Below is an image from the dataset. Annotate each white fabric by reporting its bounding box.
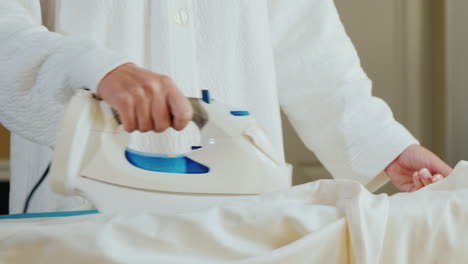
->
[2,161,468,264]
[0,0,417,213]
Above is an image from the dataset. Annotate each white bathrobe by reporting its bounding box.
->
[0,0,417,213]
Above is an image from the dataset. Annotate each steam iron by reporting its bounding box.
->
[49,89,292,214]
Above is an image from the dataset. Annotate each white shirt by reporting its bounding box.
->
[0,0,417,213]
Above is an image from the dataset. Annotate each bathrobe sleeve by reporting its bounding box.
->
[0,0,130,147]
[268,0,418,191]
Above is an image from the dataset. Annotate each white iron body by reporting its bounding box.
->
[50,90,292,214]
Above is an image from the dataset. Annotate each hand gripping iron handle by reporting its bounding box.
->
[105,96,208,130]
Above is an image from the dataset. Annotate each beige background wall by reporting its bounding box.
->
[445,0,468,166]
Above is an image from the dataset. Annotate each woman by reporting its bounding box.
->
[0,0,451,213]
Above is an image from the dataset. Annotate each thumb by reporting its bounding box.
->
[428,155,452,177]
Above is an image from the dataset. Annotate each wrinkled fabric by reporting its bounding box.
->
[2,161,468,264]
[0,0,417,213]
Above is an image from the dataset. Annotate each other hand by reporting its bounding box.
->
[385,144,452,192]
[97,63,193,133]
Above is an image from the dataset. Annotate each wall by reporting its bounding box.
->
[445,0,468,165]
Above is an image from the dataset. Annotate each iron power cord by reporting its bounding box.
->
[23,163,51,213]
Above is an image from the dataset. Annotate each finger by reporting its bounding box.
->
[167,88,193,131]
[152,97,171,133]
[134,88,153,132]
[432,174,443,183]
[436,163,452,178]
[419,168,432,186]
[151,80,171,133]
[427,152,453,177]
[401,182,415,193]
[412,172,423,191]
[115,95,136,132]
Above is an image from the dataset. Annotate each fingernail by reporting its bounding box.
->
[433,174,443,182]
[420,168,430,179]
[413,172,419,178]
[420,168,429,174]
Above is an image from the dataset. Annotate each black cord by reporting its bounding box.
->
[23,163,51,213]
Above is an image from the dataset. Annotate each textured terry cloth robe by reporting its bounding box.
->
[0,0,417,213]
[2,161,468,264]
